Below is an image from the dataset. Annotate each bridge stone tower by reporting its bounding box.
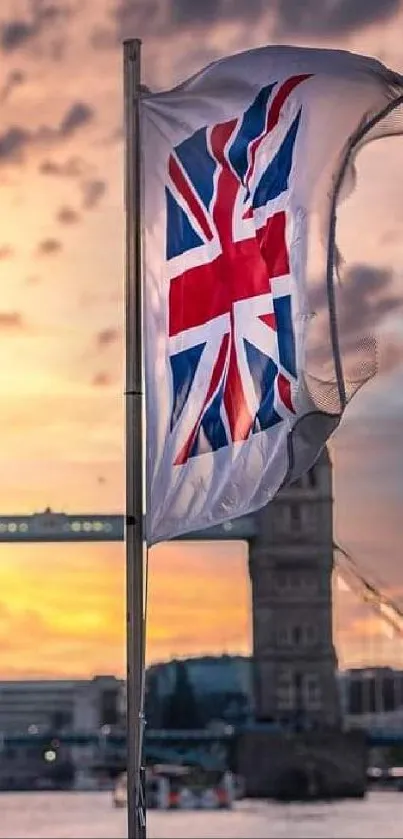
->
[248,447,340,727]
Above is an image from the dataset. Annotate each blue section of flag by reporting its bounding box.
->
[170,343,205,429]
[252,110,301,208]
[244,340,282,431]
[175,127,216,211]
[166,187,204,259]
[273,295,297,378]
[229,84,276,182]
[190,385,228,458]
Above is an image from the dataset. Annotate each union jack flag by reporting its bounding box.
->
[165,74,311,465]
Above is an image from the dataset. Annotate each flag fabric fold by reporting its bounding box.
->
[140,45,403,544]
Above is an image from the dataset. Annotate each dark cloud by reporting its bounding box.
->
[1,3,71,55]
[273,0,401,37]
[39,156,88,177]
[0,127,31,163]
[56,205,80,224]
[107,0,400,44]
[171,0,265,26]
[309,264,403,370]
[92,372,113,386]
[81,178,107,209]
[59,102,94,137]
[114,0,160,40]
[101,0,262,47]
[172,0,221,24]
[0,245,15,260]
[0,69,25,103]
[0,312,24,330]
[0,105,94,169]
[97,328,119,347]
[1,20,35,52]
[310,264,401,336]
[37,238,62,255]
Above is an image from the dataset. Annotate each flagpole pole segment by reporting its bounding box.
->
[123,37,147,839]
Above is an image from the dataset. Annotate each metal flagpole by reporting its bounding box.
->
[123,38,147,839]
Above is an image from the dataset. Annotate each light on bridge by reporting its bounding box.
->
[0,511,124,542]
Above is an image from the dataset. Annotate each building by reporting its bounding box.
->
[249,447,340,727]
[339,667,403,730]
[237,450,367,798]
[0,675,123,735]
[144,655,252,728]
[0,676,124,790]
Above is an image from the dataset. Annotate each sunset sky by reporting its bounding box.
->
[1,0,403,679]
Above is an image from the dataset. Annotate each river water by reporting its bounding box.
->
[0,791,402,838]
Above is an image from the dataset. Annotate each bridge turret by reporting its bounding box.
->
[249,448,340,727]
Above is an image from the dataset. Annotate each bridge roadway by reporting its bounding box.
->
[1,726,402,751]
[0,510,257,542]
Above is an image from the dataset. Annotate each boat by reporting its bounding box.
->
[112,765,236,809]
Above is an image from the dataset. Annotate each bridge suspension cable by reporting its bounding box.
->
[334,541,403,639]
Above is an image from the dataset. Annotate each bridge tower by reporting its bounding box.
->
[249,447,340,727]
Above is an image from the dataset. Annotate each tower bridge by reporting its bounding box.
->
[0,507,256,543]
[1,451,402,797]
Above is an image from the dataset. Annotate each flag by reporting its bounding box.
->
[140,46,403,544]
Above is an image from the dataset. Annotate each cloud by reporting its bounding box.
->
[0,312,24,330]
[56,205,80,224]
[309,264,402,363]
[0,105,95,169]
[171,0,265,27]
[113,0,161,40]
[59,102,94,137]
[102,0,267,47]
[0,245,15,260]
[37,238,62,255]
[1,3,71,55]
[92,372,113,387]
[272,0,401,38]
[97,328,119,347]
[1,20,36,52]
[39,156,88,177]
[0,69,25,103]
[0,127,30,163]
[81,178,107,209]
[109,0,400,43]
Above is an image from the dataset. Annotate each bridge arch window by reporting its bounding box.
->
[307,469,317,488]
[292,625,302,645]
[303,674,321,709]
[289,504,302,530]
[276,669,295,710]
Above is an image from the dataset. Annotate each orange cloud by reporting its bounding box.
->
[36,238,63,256]
[92,371,113,387]
[0,244,14,259]
[0,540,250,678]
[97,328,119,347]
[56,205,80,225]
[0,311,24,329]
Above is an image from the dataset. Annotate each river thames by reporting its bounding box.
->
[0,791,402,838]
